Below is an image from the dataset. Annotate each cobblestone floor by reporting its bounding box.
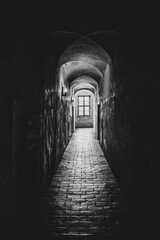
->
[39,128,129,239]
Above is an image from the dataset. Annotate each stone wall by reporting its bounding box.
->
[101,34,159,235]
[0,31,73,239]
[9,34,45,239]
[41,49,70,191]
[0,32,71,239]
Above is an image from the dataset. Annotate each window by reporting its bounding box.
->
[78,95,90,116]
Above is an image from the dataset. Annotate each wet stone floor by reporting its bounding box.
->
[39,128,128,240]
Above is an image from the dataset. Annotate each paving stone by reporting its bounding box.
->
[39,128,128,239]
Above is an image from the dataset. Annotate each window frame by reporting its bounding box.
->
[78,95,90,116]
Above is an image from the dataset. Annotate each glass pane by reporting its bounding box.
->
[78,97,83,105]
[79,107,83,115]
[85,106,89,115]
[85,96,89,105]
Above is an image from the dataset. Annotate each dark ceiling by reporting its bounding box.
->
[2,0,159,35]
[1,0,160,64]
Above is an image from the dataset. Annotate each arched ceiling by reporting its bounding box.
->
[58,36,111,66]
[73,83,95,95]
[70,76,98,88]
[70,76,98,96]
[86,30,120,59]
[59,36,111,86]
[62,61,104,84]
[47,31,81,61]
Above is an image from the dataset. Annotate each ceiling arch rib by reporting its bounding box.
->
[74,88,94,94]
[58,36,112,68]
[62,61,103,85]
[70,76,98,88]
[70,76,99,99]
[72,83,95,95]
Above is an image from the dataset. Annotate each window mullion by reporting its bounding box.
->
[83,96,85,116]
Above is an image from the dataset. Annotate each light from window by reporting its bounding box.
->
[78,95,90,116]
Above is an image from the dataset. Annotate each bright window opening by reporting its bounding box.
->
[78,96,90,116]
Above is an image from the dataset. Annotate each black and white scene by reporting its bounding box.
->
[0,1,159,240]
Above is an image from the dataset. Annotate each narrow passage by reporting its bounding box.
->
[39,128,128,239]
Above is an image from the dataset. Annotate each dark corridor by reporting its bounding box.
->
[0,1,160,240]
[39,128,128,239]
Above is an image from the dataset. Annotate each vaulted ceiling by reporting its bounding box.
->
[59,36,111,90]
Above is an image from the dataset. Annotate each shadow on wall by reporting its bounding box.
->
[100,33,159,238]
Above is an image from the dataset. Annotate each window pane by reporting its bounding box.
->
[85,106,89,115]
[85,96,89,105]
[79,107,83,115]
[78,97,83,105]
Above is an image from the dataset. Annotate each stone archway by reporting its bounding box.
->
[57,35,112,139]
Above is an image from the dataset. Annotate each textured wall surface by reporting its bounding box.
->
[41,51,70,191]
[100,36,159,234]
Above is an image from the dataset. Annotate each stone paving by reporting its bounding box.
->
[39,128,128,239]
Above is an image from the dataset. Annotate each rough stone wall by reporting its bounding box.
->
[41,50,70,190]
[0,32,71,238]
[101,34,159,235]
[9,34,45,239]
[0,32,72,239]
